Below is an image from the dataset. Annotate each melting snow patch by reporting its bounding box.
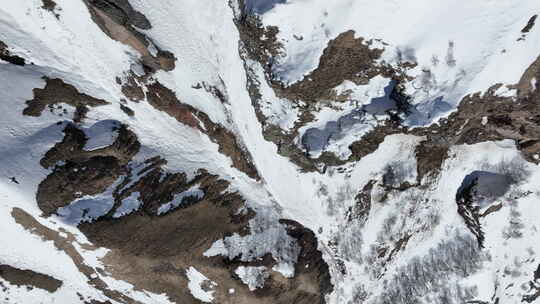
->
[186,267,216,303]
[235,266,269,291]
[157,184,204,215]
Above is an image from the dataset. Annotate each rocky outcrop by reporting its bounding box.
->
[84,0,175,73]
[118,75,261,180]
[23,78,108,122]
[0,41,25,66]
[37,123,140,216]
[0,264,62,293]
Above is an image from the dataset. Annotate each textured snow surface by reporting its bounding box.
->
[1,1,540,303]
[260,0,540,124]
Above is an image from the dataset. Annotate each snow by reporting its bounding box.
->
[298,76,397,159]
[203,239,228,257]
[82,120,119,151]
[56,177,124,225]
[157,184,204,215]
[186,267,217,303]
[2,1,540,303]
[246,59,299,131]
[259,0,540,125]
[113,191,142,218]
[204,208,300,278]
[234,266,269,291]
[272,262,295,278]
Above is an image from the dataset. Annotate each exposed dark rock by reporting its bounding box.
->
[37,123,140,216]
[23,78,108,122]
[41,0,60,18]
[0,264,62,292]
[87,0,151,29]
[145,80,260,180]
[386,233,412,262]
[455,171,512,248]
[11,207,137,303]
[523,263,540,303]
[521,15,538,33]
[415,139,449,182]
[77,179,331,304]
[119,103,134,116]
[276,30,385,102]
[455,173,485,248]
[0,41,26,66]
[84,0,176,73]
[117,74,145,102]
[236,11,410,171]
[237,1,540,179]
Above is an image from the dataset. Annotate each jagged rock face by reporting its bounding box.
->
[2,1,540,304]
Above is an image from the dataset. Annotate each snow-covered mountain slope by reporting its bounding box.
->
[1,1,540,304]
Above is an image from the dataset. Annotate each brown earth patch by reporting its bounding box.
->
[84,0,175,73]
[236,0,540,179]
[79,192,331,304]
[346,55,540,183]
[144,80,261,180]
[37,123,140,216]
[236,8,412,172]
[275,30,385,102]
[116,74,145,102]
[514,54,540,98]
[11,207,139,303]
[23,78,108,122]
[0,264,62,292]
